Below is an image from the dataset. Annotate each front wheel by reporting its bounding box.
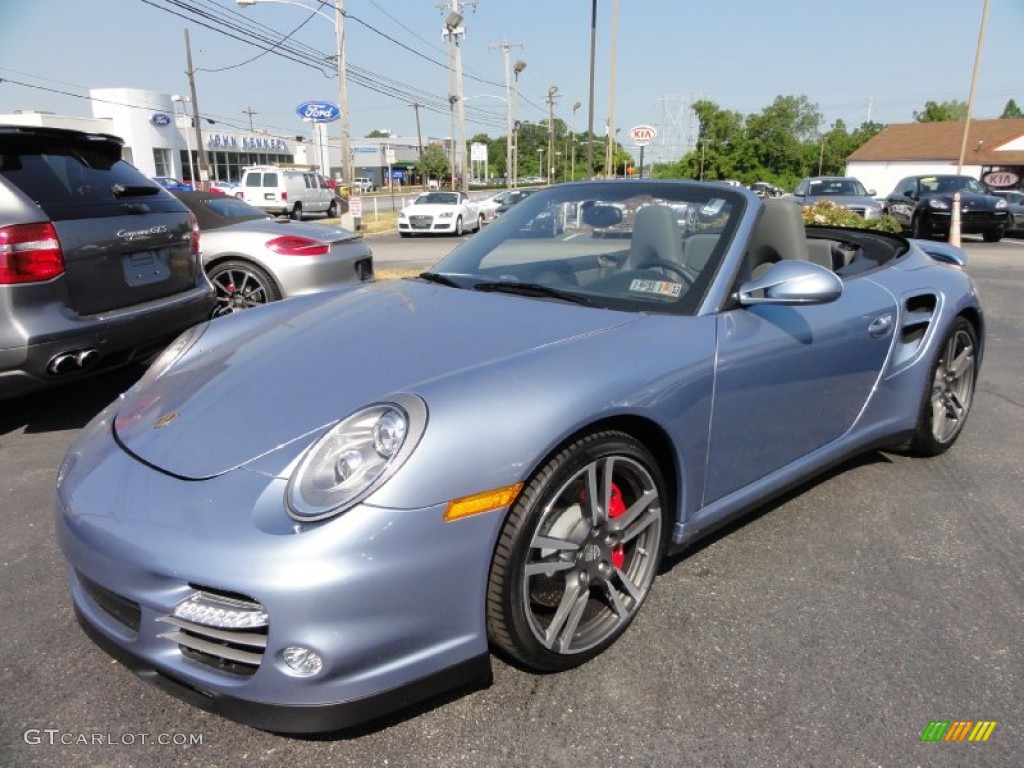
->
[487,431,667,672]
[908,317,978,455]
[982,227,1003,243]
[477,214,485,232]
[453,216,463,236]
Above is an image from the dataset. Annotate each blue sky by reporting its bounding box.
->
[2,0,1022,161]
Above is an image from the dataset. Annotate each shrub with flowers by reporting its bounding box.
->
[801,199,902,233]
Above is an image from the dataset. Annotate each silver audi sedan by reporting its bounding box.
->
[173,191,373,315]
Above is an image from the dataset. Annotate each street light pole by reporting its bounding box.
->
[171,95,195,186]
[538,148,544,181]
[571,101,581,181]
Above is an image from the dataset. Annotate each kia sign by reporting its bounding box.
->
[983,170,1019,188]
[629,124,657,147]
[296,101,342,122]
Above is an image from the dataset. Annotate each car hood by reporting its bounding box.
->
[112,281,637,479]
[402,204,463,215]
[213,218,361,243]
[923,191,1000,208]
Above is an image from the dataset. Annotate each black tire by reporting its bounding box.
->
[908,317,978,456]
[982,227,1003,243]
[911,213,929,239]
[327,199,339,218]
[487,431,667,672]
[207,260,282,317]
[454,216,463,236]
[290,203,303,221]
[477,214,485,232]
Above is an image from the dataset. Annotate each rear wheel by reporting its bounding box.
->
[982,227,1004,243]
[487,431,667,672]
[327,199,339,218]
[290,203,303,221]
[908,317,978,455]
[208,260,281,316]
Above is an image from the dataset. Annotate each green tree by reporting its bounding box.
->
[415,144,449,183]
[1000,99,1023,119]
[746,95,822,179]
[365,129,392,138]
[913,100,968,122]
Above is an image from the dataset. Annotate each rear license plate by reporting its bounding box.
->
[122,249,170,287]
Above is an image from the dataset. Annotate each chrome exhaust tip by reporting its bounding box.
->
[76,348,99,369]
[48,353,79,375]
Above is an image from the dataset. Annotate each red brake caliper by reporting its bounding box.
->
[608,484,626,570]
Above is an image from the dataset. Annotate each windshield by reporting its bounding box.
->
[425,181,745,315]
[922,176,984,194]
[415,192,460,205]
[808,178,869,197]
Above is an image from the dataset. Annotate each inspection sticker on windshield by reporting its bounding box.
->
[629,278,683,297]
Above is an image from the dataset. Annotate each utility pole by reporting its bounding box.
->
[183,28,210,188]
[546,86,559,185]
[334,0,353,186]
[440,0,475,193]
[409,103,424,182]
[490,39,522,189]
[513,59,526,188]
[242,106,258,133]
[606,0,619,178]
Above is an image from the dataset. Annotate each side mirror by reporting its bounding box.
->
[737,260,843,306]
[867,189,876,196]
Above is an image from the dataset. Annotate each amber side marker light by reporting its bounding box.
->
[444,484,523,522]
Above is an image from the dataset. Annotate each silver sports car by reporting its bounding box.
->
[172,191,373,315]
[57,181,983,733]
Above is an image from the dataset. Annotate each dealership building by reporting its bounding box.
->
[846,118,1024,196]
[1,87,426,187]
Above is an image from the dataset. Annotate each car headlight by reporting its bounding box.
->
[928,198,950,210]
[398,210,408,219]
[438,211,453,218]
[994,199,1008,209]
[133,321,209,390]
[286,394,427,521]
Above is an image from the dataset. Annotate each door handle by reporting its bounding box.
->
[868,313,893,338]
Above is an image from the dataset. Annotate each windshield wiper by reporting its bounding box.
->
[472,281,593,306]
[418,272,463,288]
[112,183,161,198]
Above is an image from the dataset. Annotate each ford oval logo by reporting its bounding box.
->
[296,101,342,122]
[151,112,172,127]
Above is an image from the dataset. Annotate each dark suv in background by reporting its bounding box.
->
[0,125,214,399]
[884,174,1009,242]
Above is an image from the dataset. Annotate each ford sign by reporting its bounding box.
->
[151,112,172,127]
[296,101,342,122]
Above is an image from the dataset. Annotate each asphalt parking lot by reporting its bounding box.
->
[1,238,1021,767]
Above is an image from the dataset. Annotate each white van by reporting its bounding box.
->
[239,166,339,220]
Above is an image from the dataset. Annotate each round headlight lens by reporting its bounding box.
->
[994,198,1008,209]
[287,395,427,521]
[928,198,950,210]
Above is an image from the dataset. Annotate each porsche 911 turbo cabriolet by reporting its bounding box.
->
[56,181,983,733]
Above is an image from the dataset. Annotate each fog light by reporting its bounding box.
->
[172,591,268,629]
[282,646,323,676]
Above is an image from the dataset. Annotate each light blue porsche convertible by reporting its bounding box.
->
[56,181,983,733]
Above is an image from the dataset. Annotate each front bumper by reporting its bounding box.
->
[926,210,1008,234]
[56,409,505,732]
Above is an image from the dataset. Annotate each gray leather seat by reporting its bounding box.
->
[745,199,809,278]
[627,205,684,270]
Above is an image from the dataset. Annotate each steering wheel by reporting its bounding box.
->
[636,259,695,286]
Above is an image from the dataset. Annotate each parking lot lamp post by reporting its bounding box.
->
[171,95,195,186]
[236,0,352,186]
[571,101,581,181]
[537,148,544,181]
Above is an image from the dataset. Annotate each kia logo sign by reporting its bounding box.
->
[151,112,172,127]
[296,101,342,122]
[983,171,1019,188]
[629,124,657,146]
